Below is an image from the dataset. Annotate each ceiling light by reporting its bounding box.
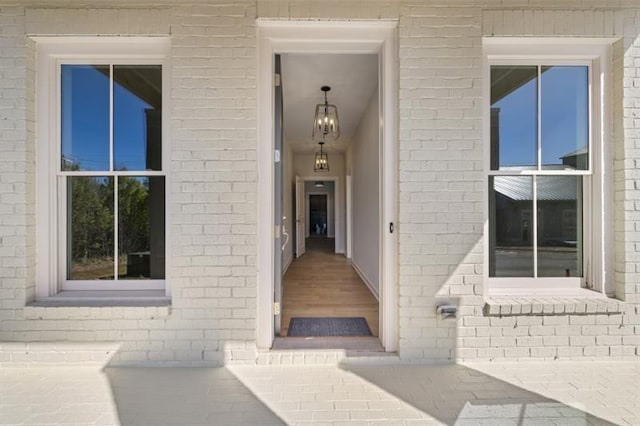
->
[314,181,324,188]
[313,140,329,172]
[312,86,340,142]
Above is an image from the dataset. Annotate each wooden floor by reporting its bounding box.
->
[280,237,379,337]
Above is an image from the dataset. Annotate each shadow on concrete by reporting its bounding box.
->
[105,367,285,426]
[340,363,616,425]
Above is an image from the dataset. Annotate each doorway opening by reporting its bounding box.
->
[257,21,398,352]
[309,194,328,238]
[276,51,381,347]
[292,177,338,260]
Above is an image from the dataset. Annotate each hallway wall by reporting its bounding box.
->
[351,87,380,297]
[283,142,294,271]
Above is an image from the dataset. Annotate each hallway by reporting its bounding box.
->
[280,238,379,337]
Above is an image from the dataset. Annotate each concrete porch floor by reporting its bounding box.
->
[1,361,638,425]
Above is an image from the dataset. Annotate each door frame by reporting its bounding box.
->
[256,20,398,352]
[346,175,352,259]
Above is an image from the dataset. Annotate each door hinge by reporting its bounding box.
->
[274,149,281,163]
[273,302,281,315]
[274,73,281,87]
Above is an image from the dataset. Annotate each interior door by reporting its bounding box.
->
[295,176,306,257]
[274,55,284,336]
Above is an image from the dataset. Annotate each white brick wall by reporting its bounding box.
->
[0,6,33,342]
[396,3,484,361]
[0,0,639,364]
[1,3,259,365]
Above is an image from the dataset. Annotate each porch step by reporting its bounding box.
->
[256,337,399,365]
[272,336,384,351]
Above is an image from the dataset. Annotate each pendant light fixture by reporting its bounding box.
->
[312,86,340,142]
[313,140,329,172]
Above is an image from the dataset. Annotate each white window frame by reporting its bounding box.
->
[483,38,615,295]
[35,37,171,298]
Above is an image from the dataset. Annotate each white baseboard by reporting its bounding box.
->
[351,261,379,301]
[282,254,293,275]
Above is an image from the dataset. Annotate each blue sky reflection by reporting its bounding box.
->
[491,65,589,170]
[61,65,161,172]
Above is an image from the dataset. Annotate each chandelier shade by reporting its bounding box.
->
[313,142,329,172]
[312,86,340,142]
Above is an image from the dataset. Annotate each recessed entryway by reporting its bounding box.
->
[275,51,381,344]
[281,236,379,337]
[257,21,398,352]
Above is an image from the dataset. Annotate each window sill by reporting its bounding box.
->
[25,291,171,320]
[484,288,623,316]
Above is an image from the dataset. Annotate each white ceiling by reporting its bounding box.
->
[281,53,378,154]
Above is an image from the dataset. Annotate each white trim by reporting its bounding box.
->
[113,173,119,282]
[57,170,167,176]
[352,261,379,301]
[599,45,615,296]
[63,280,166,291]
[487,170,593,176]
[379,24,398,353]
[35,37,171,298]
[346,175,352,259]
[486,286,611,298]
[256,21,398,352]
[483,37,614,293]
[256,31,275,349]
[33,36,170,55]
[42,290,169,301]
[489,277,582,290]
[483,37,617,57]
[282,255,293,276]
[532,177,538,277]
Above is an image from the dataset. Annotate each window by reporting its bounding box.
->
[484,39,614,292]
[36,39,169,297]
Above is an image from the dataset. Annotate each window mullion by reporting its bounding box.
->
[537,65,542,172]
[110,65,119,281]
[114,176,119,281]
[534,65,542,278]
[109,64,114,172]
[533,176,538,278]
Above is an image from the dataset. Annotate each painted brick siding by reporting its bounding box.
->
[0,6,33,338]
[169,4,258,364]
[619,25,640,305]
[397,5,484,361]
[1,4,259,365]
[0,0,639,364]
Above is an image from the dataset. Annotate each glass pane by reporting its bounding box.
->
[114,65,162,171]
[490,66,538,170]
[537,176,583,277]
[489,176,534,277]
[541,66,589,170]
[118,176,165,279]
[61,65,110,171]
[67,176,114,280]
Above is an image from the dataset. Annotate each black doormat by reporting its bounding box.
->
[287,317,372,337]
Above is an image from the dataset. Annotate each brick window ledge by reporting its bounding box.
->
[484,288,623,317]
[25,291,171,320]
